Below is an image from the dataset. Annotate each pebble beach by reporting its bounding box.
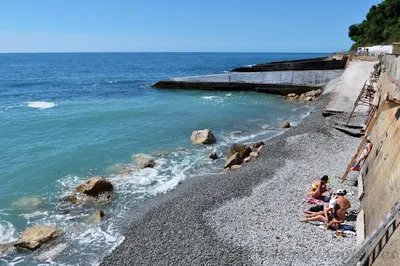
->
[102,96,364,266]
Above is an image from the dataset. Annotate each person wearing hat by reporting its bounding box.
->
[327,189,351,230]
[300,197,339,224]
[308,175,330,199]
[351,137,373,171]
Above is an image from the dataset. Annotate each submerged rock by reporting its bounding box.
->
[282,121,291,128]
[36,243,68,261]
[15,225,62,251]
[90,210,105,224]
[209,153,218,160]
[76,176,113,197]
[224,152,243,169]
[132,154,156,169]
[231,130,243,135]
[13,197,42,209]
[0,243,16,256]
[190,129,216,144]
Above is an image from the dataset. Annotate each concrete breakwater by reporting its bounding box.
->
[152,69,344,95]
[231,55,348,72]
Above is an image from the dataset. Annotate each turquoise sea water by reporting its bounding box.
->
[0,52,326,265]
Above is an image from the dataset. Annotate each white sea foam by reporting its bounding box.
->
[27,101,56,109]
[201,96,218,100]
[0,220,17,243]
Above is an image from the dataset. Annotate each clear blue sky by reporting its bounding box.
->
[0,0,382,53]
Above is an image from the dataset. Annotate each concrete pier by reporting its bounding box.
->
[152,70,344,95]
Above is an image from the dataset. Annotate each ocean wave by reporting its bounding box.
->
[201,96,219,100]
[27,101,56,109]
[0,220,17,244]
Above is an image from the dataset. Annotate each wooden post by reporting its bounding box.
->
[347,81,367,125]
[341,100,388,183]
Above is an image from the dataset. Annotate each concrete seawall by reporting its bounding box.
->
[232,56,348,72]
[152,70,344,95]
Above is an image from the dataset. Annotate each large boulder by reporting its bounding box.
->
[132,154,156,169]
[14,225,62,251]
[224,152,243,169]
[76,176,113,197]
[304,89,322,97]
[226,143,252,160]
[190,129,216,144]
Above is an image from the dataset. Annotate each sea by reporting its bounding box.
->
[0,52,327,265]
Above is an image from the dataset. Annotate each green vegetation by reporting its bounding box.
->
[348,0,400,49]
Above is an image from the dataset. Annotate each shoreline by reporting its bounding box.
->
[101,96,363,265]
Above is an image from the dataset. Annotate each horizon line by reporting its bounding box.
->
[0,51,334,54]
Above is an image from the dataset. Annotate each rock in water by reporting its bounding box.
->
[15,225,62,251]
[13,197,42,209]
[224,152,243,169]
[282,121,291,128]
[190,129,216,144]
[231,130,243,135]
[76,176,113,197]
[36,243,68,261]
[0,243,16,256]
[132,154,156,169]
[209,153,218,160]
[226,143,252,160]
[91,210,105,224]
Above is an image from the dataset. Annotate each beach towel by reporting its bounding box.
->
[305,194,323,205]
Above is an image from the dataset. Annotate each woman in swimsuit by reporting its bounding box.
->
[308,175,330,199]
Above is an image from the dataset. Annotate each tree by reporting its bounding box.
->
[348,0,400,49]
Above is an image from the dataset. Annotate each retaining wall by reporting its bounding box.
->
[356,54,400,265]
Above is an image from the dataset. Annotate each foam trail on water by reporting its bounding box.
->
[0,220,17,243]
[27,101,56,109]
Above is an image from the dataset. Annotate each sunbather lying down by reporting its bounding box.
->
[301,189,351,230]
[308,175,330,199]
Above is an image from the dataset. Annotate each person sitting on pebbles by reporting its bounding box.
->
[301,189,351,230]
[308,175,330,199]
[351,136,373,171]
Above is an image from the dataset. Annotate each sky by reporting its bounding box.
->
[0,0,382,53]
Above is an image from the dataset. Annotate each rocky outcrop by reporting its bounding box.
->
[226,144,252,160]
[282,121,291,128]
[285,89,322,102]
[224,152,243,169]
[14,225,62,251]
[209,153,218,160]
[190,130,216,144]
[76,176,113,197]
[132,154,156,169]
